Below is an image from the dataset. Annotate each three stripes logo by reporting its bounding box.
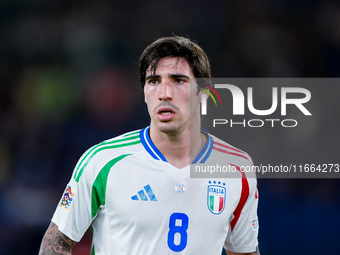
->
[198,83,222,115]
[131,184,157,202]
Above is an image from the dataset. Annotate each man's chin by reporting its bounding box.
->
[154,122,180,134]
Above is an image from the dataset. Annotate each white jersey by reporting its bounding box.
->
[52,126,259,255]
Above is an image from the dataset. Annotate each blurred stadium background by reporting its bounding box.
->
[0,0,340,254]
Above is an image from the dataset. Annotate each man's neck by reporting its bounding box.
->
[149,123,208,169]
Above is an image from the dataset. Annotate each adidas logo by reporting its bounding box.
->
[131,184,157,202]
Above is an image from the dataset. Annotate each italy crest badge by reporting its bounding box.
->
[207,181,226,215]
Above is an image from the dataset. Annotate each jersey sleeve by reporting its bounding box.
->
[51,151,96,242]
[224,171,259,253]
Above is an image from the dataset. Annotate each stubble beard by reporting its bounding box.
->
[152,118,185,135]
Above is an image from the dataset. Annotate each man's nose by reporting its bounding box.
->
[158,80,173,100]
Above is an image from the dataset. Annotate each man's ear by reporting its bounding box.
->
[197,87,209,104]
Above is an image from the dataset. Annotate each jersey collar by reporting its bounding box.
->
[139,126,213,164]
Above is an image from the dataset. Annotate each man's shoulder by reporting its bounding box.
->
[209,134,249,155]
[83,128,144,166]
[95,128,144,155]
[102,129,141,143]
[72,128,145,182]
[209,133,254,166]
[208,133,257,180]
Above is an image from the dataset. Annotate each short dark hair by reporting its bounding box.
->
[139,36,211,89]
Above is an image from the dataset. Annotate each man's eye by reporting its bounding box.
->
[174,79,184,84]
[148,79,159,85]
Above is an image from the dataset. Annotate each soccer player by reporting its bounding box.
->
[39,36,259,255]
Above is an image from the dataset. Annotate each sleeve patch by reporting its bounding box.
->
[251,218,259,231]
[60,185,76,211]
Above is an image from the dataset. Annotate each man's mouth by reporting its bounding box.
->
[157,107,175,114]
[160,111,172,115]
[157,107,175,121]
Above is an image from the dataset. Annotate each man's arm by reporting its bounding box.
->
[39,222,76,255]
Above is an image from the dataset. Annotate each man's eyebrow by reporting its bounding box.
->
[168,74,191,80]
[145,74,160,81]
[145,74,191,81]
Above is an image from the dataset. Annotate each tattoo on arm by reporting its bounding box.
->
[39,222,76,255]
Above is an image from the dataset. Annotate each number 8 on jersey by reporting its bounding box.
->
[167,213,189,252]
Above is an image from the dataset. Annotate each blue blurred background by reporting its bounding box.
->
[0,0,340,254]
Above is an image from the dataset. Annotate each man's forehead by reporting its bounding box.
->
[146,57,191,75]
